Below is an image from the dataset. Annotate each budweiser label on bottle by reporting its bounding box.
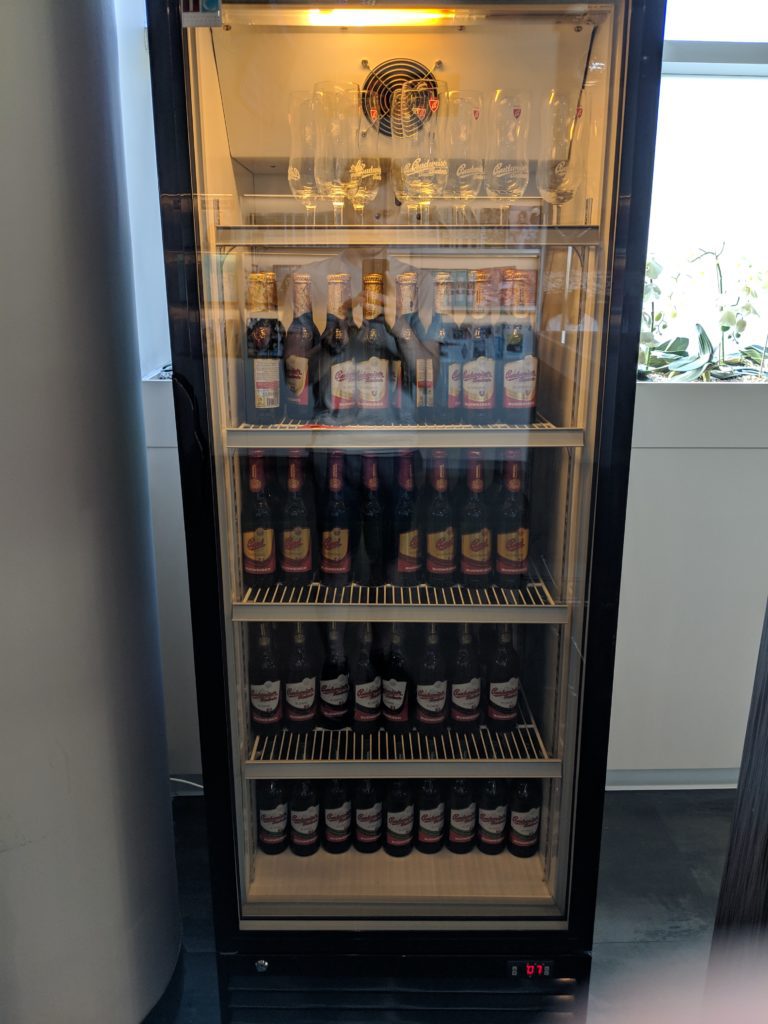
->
[242,451,276,583]
[382,623,411,731]
[323,780,352,853]
[486,624,520,728]
[508,779,542,857]
[320,451,351,582]
[500,268,538,414]
[354,779,383,852]
[478,804,507,850]
[425,450,456,585]
[451,625,483,730]
[447,779,476,852]
[416,779,445,853]
[284,272,316,416]
[385,780,414,855]
[355,273,392,415]
[257,780,288,854]
[290,780,320,855]
[328,274,356,412]
[462,269,496,420]
[280,450,313,579]
[319,622,350,727]
[416,623,448,731]
[510,806,540,847]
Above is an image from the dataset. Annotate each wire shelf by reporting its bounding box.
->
[233,576,567,624]
[225,417,583,451]
[244,692,558,780]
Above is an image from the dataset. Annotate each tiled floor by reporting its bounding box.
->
[144,789,735,1023]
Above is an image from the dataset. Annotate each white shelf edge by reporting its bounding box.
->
[242,758,562,781]
[225,424,585,451]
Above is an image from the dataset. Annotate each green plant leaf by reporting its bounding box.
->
[695,324,715,359]
[646,257,663,279]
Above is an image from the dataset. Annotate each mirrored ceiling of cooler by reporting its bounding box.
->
[214,3,616,221]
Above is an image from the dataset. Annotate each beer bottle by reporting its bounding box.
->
[508,779,542,858]
[244,270,286,424]
[415,624,448,734]
[382,623,411,733]
[416,778,445,854]
[461,269,496,424]
[477,779,507,855]
[360,453,385,585]
[384,779,414,857]
[459,450,492,588]
[485,624,520,731]
[393,272,433,424]
[289,779,320,856]
[284,622,317,733]
[354,272,394,424]
[447,778,476,853]
[257,780,288,855]
[319,622,350,728]
[498,268,538,425]
[279,449,314,585]
[495,449,530,589]
[320,451,351,586]
[390,450,422,585]
[351,622,381,734]
[284,272,318,421]
[248,623,282,735]
[353,778,383,853]
[425,449,456,588]
[450,624,483,732]
[428,271,464,424]
[316,273,356,422]
[241,450,277,591]
[322,779,352,854]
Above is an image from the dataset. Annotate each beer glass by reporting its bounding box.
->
[347,88,382,224]
[484,90,530,223]
[287,91,318,226]
[391,78,448,225]
[313,81,360,226]
[536,88,586,208]
[444,90,485,224]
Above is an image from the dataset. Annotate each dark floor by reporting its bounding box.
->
[144,789,735,1024]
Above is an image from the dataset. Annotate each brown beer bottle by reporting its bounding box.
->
[289,780,320,856]
[381,623,411,734]
[279,449,314,585]
[351,622,382,734]
[450,624,483,732]
[354,272,394,424]
[241,450,277,592]
[353,779,383,853]
[284,272,318,421]
[459,450,492,588]
[244,270,286,424]
[320,451,351,587]
[390,450,422,585]
[284,622,317,733]
[322,779,352,854]
[318,622,350,729]
[316,273,356,422]
[462,269,496,424]
[384,779,414,857]
[415,778,445,854]
[495,449,530,589]
[447,778,476,853]
[477,779,507,855]
[485,624,520,731]
[248,623,282,735]
[257,780,288,855]
[424,449,456,587]
[508,778,542,858]
[360,453,385,585]
[415,624,448,734]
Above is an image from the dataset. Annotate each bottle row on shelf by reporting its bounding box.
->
[241,447,530,592]
[244,267,537,426]
[250,620,522,736]
[257,777,542,859]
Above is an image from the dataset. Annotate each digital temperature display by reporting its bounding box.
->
[507,960,554,980]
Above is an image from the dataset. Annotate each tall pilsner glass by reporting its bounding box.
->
[444,90,485,225]
[394,79,448,225]
[287,91,318,225]
[313,81,360,227]
[485,90,530,224]
[536,89,586,209]
[347,88,382,224]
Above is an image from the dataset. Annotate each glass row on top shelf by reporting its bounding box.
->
[242,262,537,428]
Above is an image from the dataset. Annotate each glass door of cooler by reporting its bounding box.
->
[182,0,626,930]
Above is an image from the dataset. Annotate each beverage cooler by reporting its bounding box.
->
[146,1,664,1020]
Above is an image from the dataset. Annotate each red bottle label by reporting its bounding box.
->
[243,528,276,577]
[496,528,529,576]
[321,528,351,575]
[426,528,455,575]
[281,527,312,574]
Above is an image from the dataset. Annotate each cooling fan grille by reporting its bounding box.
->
[361,58,439,138]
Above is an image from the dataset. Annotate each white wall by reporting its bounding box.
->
[607,384,768,787]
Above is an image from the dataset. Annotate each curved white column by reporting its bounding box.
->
[0,2,181,1021]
